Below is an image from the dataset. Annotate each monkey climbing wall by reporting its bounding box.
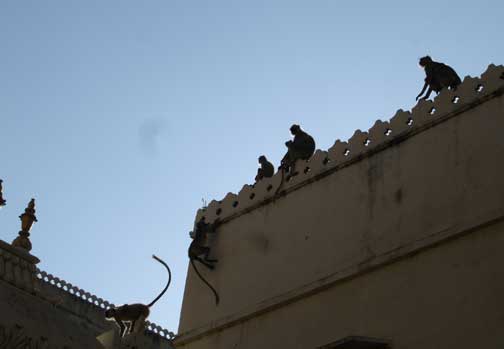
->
[176,64,504,349]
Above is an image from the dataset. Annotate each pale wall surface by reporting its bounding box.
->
[175,65,504,348]
[179,218,504,349]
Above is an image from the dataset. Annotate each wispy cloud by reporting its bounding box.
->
[138,118,168,156]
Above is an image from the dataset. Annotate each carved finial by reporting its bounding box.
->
[12,198,38,252]
[0,180,6,207]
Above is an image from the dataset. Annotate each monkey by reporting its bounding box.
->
[255,155,274,182]
[279,124,315,176]
[0,179,5,206]
[188,217,220,305]
[416,56,461,101]
[104,255,171,337]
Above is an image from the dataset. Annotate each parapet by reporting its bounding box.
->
[195,64,504,226]
[35,269,175,341]
[0,239,174,348]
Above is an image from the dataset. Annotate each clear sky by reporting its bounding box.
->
[1,0,502,332]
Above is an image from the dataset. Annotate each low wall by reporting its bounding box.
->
[0,239,174,348]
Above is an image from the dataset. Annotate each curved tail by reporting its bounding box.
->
[190,259,220,305]
[148,255,172,308]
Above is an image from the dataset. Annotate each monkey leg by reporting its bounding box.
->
[422,87,433,100]
[203,249,218,263]
[279,151,291,170]
[195,257,215,270]
[118,321,127,337]
[132,315,147,334]
[284,150,301,176]
[255,169,263,182]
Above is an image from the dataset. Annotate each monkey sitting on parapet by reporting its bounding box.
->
[255,155,274,182]
[416,56,461,101]
[105,255,171,337]
[279,124,315,176]
[0,179,6,206]
[188,217,220,305]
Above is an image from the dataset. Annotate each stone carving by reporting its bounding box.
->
[0,240,39,292]
[37,269,115,310]
[12,199,38,252]
[196,64,504,225]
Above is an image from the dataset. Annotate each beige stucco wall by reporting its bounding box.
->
[0,278,107,348]
[176,65,504,348]
[178,218,504,348]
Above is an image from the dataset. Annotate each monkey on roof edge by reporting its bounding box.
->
[255,155,274,182]
[280,124,315,175]
[416,55,461,101]
[104,255,171,337]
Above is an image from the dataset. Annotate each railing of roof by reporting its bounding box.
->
[36,269,176,340]
[195,64,504,225]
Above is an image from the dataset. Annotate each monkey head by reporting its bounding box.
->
[104,308,117,318]
[258,155,267,164]
[290,124,301,135]
[419,56,432,68]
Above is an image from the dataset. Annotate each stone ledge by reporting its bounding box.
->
[0,240,40,264]
[0,239,39,293]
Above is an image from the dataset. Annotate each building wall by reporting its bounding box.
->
[0,240,174,349]
[175,64,504,348]
[178,219,504,349]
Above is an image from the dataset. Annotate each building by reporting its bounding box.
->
[174,64,504,348]
[0,200,174,349]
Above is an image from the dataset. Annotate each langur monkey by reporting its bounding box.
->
[275,124,316,195]
[255,155,274,182]
[189,217,220,305]
[104,255,171,337]
[279,124,316,175]
[416,56,461,101]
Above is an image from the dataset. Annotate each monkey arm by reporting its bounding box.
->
[256,166,266,181]
[416,82,428,101]
[422,87,433,100]
[115,317,126,337]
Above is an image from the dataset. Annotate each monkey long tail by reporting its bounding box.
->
[190,259,220,305]
[147,255,172,308]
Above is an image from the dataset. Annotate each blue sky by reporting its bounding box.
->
[1,0,502,332]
